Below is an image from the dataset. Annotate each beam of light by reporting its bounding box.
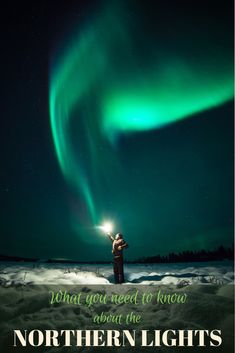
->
[49,1,233,238]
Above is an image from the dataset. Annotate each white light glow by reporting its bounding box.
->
[100,222,113,233]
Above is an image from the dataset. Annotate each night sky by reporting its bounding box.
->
[2,0,234,261]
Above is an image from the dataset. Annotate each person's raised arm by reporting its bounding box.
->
[107,233,114,242]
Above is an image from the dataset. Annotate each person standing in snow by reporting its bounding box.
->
[107,232,129,284]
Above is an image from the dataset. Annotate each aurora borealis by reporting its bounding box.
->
[50,1,233,242]
[2,0,234,260]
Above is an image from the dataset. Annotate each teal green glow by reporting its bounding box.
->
[49,2,233,230]
[103,72,233,135]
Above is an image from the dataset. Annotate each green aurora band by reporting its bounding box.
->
[49,2,233,234]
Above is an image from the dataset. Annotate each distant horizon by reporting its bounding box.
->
[1,243,233,264]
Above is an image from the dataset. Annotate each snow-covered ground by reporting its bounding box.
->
[0,261,233,285]
[0,261,234,352]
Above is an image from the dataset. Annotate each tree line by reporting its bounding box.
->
[129,245,234,264]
